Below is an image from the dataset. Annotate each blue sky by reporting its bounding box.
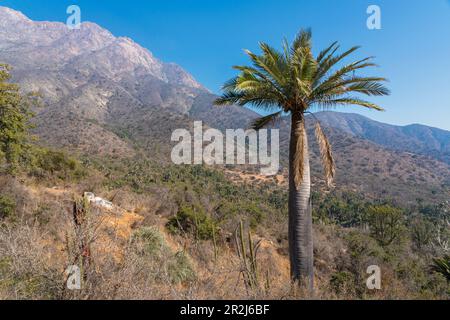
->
[2,0,450,130]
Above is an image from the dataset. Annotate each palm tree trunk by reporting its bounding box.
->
[288,111,314,291]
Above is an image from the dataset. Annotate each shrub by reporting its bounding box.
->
[410,216,434,250]
[167,206,216,240]
[168,251,196,284]
[330,271,355,295]
[345,231,384,261]
[132,227,165,256]
[432,256,450,281]
[366,205,405,246]
[313,192,368,227]
[29,148,85,180]
[243,203,265,229]
[0,195,15,219]
[130,227,196,285]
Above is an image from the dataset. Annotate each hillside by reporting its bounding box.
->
[0,6,449,301]
[0,5,449,205]
[313,112,450,165]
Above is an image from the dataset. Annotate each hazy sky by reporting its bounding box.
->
[2,0,450,130]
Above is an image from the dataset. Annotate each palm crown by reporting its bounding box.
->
[216,29,389,113]
[215,29,390,187]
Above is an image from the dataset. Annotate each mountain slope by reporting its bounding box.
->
[0,6,449,205]
[313,112,450,165]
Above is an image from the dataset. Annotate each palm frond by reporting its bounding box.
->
[232,65,288,103]
[249,111,283,130]
[215,72,285,112]
[291,29,312,55]
[216,28,389,132]
[312,57,377,96]
[345,80,390,96]
[316,97,385,111]
[293,119,306,188]
[214,90,244,106]
[316,41,338,63]
[311,77,390,102]
[244,48,287,90]
[313,46,361,83]
[315,122,335,187]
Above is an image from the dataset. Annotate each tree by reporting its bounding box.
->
[410,215,434,250]
[215,29,389,290]
[0,64,35,172]
[367,205,404,246]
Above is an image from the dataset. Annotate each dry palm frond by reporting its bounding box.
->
[315,122,335,187]
[293,120,306,188]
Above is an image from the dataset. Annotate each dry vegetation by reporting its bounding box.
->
[0,151,449,300]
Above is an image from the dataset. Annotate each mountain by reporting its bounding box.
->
[0,6,449,204]
[0,7,202,91]
[313,112,450,165]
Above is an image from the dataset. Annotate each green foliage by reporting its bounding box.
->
[94,158,283,236]
[131,227,196,284]
[432,256,450,281]
[29,148,85,180]
[0,194,15,219]
[366,205,405,246]
[0,64,82,179]
[410,216,435,250]
[417,201,449,223]
[167,251,196,284]
[345,231,384,260]
[132,227,165,256]
[167,205,216,240]
[215,29,389,114]
[330,271,355,295]
[0,64,36,173]
[242,203,265,229]
[313,191,369,227]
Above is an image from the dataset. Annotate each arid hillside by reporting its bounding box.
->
[0,6,449,300]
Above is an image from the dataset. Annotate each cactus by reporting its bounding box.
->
[212,226,218,262]
[235,221,262,292]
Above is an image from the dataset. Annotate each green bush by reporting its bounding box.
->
[29,148,85,180]
[132,227,166,256]
[0,195,15,219]
[432,256,450,281]
[167,206,216,240]
[366,205,405,246]
[313,192,368,227]
[345,231,384,260]
[131,227,196,285]
[330,271,355,295]
[168,251,196,284]
[410,216,434,250]
[242,203,265,228]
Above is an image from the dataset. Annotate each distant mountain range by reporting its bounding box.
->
[313,112,450,165]
[0,6,449,204]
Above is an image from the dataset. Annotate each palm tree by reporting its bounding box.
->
[215,29,389,290]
